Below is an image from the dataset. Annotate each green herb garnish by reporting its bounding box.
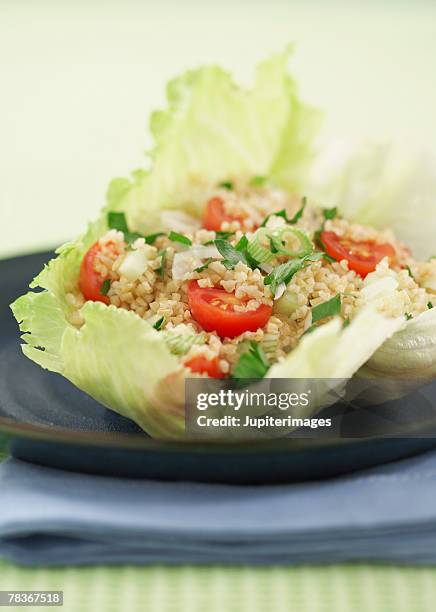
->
[428,302,434,310]
[342,317,350,329]
[235,235,249,252]
[204,231,235,245]
[216,231,236,240]
[406,266,414,279]
[260,209,289,228]
[288,196,307,225]
[169,231,192,246]
[153,316,165,330]
[214,239,249,270]
[232,341,269,379]
[264,252,324,296]
[107,211,129,233]
[107,211,148,245]
[194,258,213,273]
[219,181,233,190]
[157,249,166,278]
[100,279,111,296]
[311,294,341,324]
[145,232,165,244]
[323,207,337,220]
[405,313,413,321]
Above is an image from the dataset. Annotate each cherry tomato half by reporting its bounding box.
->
[79,242,110,304]
[202,197,243,232]
[188,280,272,338]
[320,231,396,278]
[185,355,224,378]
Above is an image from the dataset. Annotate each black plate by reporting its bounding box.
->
[1,250,436,484]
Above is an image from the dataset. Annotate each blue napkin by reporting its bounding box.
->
[2,452,436,566]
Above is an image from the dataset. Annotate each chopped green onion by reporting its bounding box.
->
[406,266,414,279]
[247,228,275,263]
[100,279,111,296]
[270,226,313,258]
[311,294,341,324]
[145,232,165,244]
[232,341,269,378]
[153,316,165,330]
[323,207,337,220]
[405,313,413,321]
[250,175,267,187]
[342,317,350,329]
[169,231,192,246]
[218,181,233,190]
[273,291,299,316]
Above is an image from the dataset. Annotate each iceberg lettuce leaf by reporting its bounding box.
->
[308,140,436,259]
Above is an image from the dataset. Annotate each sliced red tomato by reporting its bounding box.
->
[79,242,110,304]
[185,355,224,378]
[202,197,243,232]
[320,231,396,278]
[188,280,272,338]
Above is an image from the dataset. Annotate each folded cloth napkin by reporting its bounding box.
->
[2,451,436,566]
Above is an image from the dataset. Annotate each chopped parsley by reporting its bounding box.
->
[264,252,325,296]
[405,313,413,320]
[216,231,236,240]
[145,232,165,244]
[428,301,434,310]
[194,258,213,273]
[153,316,165,330]
[323,207,337,220]
[260,198,307,228]
[311,294,341,324]
[213,236,259,270]
[100,279,111,296]
[107,211,154,245]
[204,230,235,245]
[218,181,233,190]
[157,249,166,278]
[107,211,129,233]
[288,197,307,224]
[232,341,269,379]
[214,238,249,270]
[168,231,192,246]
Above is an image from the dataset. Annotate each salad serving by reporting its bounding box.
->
[11,49,436,438]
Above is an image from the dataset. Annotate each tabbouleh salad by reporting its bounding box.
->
[68,180,435,379]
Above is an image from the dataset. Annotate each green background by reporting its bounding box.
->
[1,1,436,609]
[1,0,436,258]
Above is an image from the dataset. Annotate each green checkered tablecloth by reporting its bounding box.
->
[0,564,435,612]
